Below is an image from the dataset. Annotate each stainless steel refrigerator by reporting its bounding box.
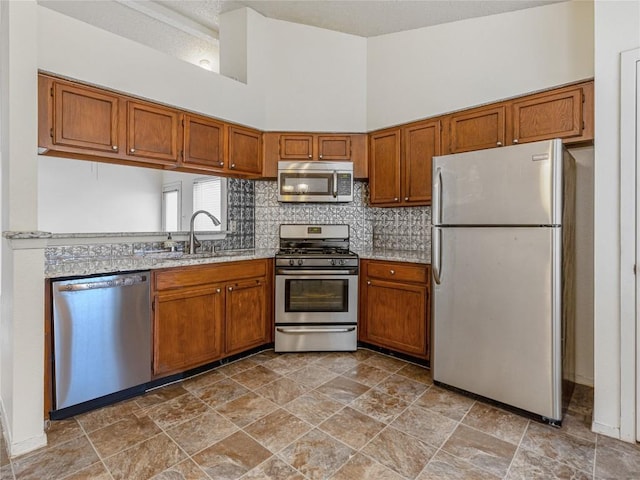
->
[431,139,576,424]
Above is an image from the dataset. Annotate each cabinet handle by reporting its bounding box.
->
[390,270,395,275]
[216,288,221,293]
[219,161,224,166]
[513,139,519,144]
[112,145,118,151]
[394,197,398,202]
[230,164,235,169]
[319,154,323,159]
[496,141,502,147]
[308,154,312,158]
[404,197,409,201]
[130,148,135,153]
[367,281,371,285]
[228,286,233,291]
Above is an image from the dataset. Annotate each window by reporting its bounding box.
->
[162,182,181,232]
[192,176,227,231]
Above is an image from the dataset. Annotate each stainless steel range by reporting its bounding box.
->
[274,224,358,352]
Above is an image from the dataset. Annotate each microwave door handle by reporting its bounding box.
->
[333,171,338,198]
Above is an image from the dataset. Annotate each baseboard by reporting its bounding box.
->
[574,374,594,387]
[0,397,47,458]
[592,420,620,439]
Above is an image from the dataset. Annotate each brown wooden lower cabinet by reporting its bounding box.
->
[153,285,224,376]
[359,259,430,360]
[225,277,270,355]
[152,259,272,377]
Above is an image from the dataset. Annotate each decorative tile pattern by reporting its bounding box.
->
[3,350,618,480]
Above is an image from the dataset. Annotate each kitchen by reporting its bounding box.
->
[1,0,639,478]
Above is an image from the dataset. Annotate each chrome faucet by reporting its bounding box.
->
[188,210,221,254]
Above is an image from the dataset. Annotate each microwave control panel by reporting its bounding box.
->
[336,173,352,195]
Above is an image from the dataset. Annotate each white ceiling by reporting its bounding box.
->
[38,0,566,71]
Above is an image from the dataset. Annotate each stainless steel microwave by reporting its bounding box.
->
[277,161,353,203]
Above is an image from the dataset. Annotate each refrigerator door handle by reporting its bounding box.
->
[433,167,443,225]
[432,226,442,284]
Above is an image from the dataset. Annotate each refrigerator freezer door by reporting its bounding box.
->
[432,226,562,421]
[432,139,563,226]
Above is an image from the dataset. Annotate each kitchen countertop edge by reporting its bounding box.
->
[45,249,278,279]
[357,248,430,265]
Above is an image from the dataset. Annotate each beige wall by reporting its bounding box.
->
[0,0,47,456]
[593,0,640,440]
[366,0,594,130]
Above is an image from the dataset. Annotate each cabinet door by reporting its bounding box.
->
[402,120,440,205]
[511,87,583,145]
[317,135,351,160]
[52,82,120,153]
[369,129,401,205]
[449,105,506,153]
[183,114,225,171]
[227,126,262,175]
[280,134,314,160]
[153,285,224,376]
[225,277,269,355]
[365,278,428,357]
[127,100,181,165]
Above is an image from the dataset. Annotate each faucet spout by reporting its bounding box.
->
[188,210,221,254]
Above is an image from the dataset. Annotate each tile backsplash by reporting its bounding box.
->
[45,179,432,274]
[255,180,431,253]
[254,181,374,251]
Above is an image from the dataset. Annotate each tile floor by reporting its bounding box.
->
[1,349,639,480]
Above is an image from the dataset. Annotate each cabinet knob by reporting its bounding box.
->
[230,163,235,169]
[496,141,502,147]
[228,286,233,291]
[112,145,118,151]
[390,269,395,275]
[129,148,135,153]
[319,154,323,159]
[394,197,398,202]
[216,288,221,293]
[513,139,519,144]
[308,154,312,159]
[404,197,409,201]
[219,161,224,166]
[367,280,371,285]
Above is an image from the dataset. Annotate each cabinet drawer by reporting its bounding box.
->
[366,261,428,283]
[154,259,269,291]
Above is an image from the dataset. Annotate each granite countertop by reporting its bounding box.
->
[357,248,430,265]
[45,248,277,278]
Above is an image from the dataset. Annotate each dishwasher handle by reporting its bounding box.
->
[57,274,148,292]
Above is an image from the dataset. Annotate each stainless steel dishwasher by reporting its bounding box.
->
[52,271,151,414]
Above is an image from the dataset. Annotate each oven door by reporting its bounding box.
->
[275,270,358,325]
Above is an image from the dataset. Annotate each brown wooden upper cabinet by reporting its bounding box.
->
[263,132,368,179]
[446,105,506,154]
[443,80,593,154]
[127,100,181,165]
[369,120,440,207]
[511,83,590,145]
[39,73,263,177]
[49,81,120,154]
[227,125,262,175]
[369,128,401,205]
[279,133,351,160]
[182,113,225,171]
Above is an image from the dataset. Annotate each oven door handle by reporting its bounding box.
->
[276,327,356,334]
[275,269,357,275]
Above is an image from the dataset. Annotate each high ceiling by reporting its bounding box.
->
[38,0,566,71]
